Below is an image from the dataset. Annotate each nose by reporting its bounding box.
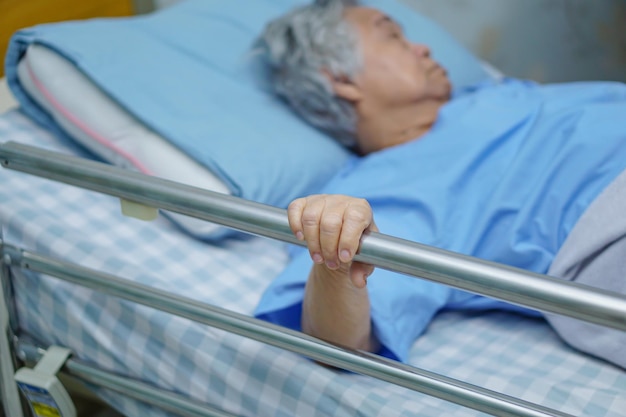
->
[412,43,431,58]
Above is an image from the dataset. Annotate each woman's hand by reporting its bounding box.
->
[287,194,378,288]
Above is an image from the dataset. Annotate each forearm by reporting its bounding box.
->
[301,264,379,352]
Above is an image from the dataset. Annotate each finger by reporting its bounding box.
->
[350,261,375,289]
[287,198,307,241]
[300,196,326,264]
[318,201,345,270]
[337,199,373,264]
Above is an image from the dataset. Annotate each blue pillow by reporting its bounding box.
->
[6,0,351,241]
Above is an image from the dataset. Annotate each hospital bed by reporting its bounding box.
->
[1,0,625,416]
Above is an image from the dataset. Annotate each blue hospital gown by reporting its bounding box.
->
[255,78,626,362]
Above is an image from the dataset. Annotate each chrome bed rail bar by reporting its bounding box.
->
[1,141,625,331]
[1,242,572,417]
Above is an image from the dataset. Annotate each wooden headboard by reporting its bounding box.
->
[0,0,142,77]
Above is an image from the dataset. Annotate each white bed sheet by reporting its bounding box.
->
[1,109,625,417]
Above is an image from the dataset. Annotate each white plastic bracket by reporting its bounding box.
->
[14,346,76,417]
[120,198,159,221]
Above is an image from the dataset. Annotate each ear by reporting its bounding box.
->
[322,70,363,102]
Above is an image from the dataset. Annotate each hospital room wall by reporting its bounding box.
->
[154,0,626,84]
[399,0,626,83]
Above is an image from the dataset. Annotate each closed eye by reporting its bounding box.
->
[374,14,407,44]
[383,19,404,39]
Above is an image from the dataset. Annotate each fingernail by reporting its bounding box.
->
[296,231,304,241]
[326,261,338,269]
[339,249,351,262]
[312,253,323,263]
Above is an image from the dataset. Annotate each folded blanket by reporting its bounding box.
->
[547,168,626,369]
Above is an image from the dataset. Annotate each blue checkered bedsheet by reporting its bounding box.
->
[1,109,625,417]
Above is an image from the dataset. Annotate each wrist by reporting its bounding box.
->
[310,263,361,291]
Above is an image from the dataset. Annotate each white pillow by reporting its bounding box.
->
[18,43,230,236]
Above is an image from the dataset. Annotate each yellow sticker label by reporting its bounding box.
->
[32,402,61,417]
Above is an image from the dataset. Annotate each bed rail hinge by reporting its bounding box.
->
[0,241,24,267]
[15,346,76,417]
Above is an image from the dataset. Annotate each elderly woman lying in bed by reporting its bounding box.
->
[253,0,626,368]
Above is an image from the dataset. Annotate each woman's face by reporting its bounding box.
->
[343,7,451,111]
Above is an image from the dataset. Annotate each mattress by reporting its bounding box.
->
[2,109,626,417]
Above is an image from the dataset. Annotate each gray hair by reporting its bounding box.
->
[256,0,362,147]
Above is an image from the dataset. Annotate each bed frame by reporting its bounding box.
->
[1,141,625,417]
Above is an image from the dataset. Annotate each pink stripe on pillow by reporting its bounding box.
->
[25,59,153,175]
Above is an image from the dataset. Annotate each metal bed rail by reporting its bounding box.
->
[1,141,625,417]
[1,141,625,331]
[0,241,572,417]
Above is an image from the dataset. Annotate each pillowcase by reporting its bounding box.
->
[8,0,497,240]
[17,43,232,238]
